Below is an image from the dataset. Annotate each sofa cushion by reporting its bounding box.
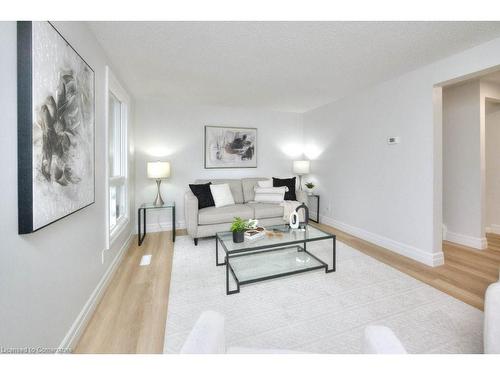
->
[196,179,244,204]
[241,177,268,202]
[257,179,273,188]
[198,204,253,225]
[253,187,286,203]
[247,203,284,219]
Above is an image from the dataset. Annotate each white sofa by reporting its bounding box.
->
[185,178,309,245]
[180,279,500,354]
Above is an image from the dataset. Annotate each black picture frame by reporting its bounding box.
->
[204,125,258,169]
[17,21,96,234]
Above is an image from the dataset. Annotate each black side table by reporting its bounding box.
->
[308,194,320,223]
[138,202,176,245]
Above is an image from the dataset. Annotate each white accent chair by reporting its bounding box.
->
[180,311,405,354]
[180,311,226,354]
[180,279,500,354]
[180,311,301,354]
[484,277,500,354]
[362,326,407,354]
[365,278,500,354]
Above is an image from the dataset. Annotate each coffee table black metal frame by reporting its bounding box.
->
[215,225,336,295]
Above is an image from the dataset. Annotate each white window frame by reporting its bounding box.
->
[106,67,130,248]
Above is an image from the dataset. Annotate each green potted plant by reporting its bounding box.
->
[305,182,315,195]
[231,217,249,243]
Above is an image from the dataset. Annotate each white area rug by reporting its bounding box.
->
[164,236,483,353]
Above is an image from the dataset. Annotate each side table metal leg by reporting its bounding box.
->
[138,208,147,246]
[172,206,176,242]
[137,208,141,246]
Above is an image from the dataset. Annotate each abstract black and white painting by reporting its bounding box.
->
[18,21,95,234]
[204,126,257,168]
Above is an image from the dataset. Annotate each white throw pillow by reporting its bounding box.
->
[254,186,286,203]
[257,179,273,188]
[210,184,235,208]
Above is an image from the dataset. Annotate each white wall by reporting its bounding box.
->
[442,81,483,247]
[486,101,500,234]
[134,100,303,231]
[303,35,500,266]
[0,22,135,349]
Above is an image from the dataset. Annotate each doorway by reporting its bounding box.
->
[485,99,500,250]
[439,70,500,250]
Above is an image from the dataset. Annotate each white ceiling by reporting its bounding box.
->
[88,21,500,113]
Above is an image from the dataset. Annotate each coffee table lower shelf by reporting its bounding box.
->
[216,241,336,295]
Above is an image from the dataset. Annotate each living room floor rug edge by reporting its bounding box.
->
[164,236,483,354]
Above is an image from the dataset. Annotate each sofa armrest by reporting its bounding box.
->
[184,190,199,238]
[362,325,407,354]
[180,311,226,354]
[484,280,500,354]
[296,190,309,206]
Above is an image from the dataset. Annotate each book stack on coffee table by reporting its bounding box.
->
[244,227,265,241]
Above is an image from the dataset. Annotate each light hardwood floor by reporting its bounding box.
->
[74,224,500,353]
[75,230,185,354]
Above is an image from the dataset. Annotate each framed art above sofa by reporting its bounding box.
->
[204,125,257,169]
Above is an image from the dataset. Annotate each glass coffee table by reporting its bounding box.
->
[216,224,336,295]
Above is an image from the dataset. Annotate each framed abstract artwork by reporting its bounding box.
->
[17,21,95,234]
[204,126,257,169]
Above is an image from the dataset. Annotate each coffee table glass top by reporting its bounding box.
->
[217,224,334,253]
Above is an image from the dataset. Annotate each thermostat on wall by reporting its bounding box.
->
[387,136,400,145]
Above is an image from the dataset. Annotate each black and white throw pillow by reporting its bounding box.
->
[272,177,297,201]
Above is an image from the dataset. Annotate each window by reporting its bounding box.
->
[107,68,129,245]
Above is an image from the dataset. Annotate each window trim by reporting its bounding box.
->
[106,67,130,249]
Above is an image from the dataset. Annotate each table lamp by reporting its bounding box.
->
[292,160,310,191]
[147,161,171,206]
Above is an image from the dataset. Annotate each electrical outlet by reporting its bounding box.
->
[101,249,105,265]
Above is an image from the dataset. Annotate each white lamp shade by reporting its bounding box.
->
[147,161,171,179]
[293,160,310,175]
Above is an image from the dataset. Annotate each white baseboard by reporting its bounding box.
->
[139,220,186,234]
[445,230,488,250]
[486,224,500,235]
[57,232,133,352]
[320,215,444,267]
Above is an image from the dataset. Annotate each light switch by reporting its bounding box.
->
[387,136,400,145]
